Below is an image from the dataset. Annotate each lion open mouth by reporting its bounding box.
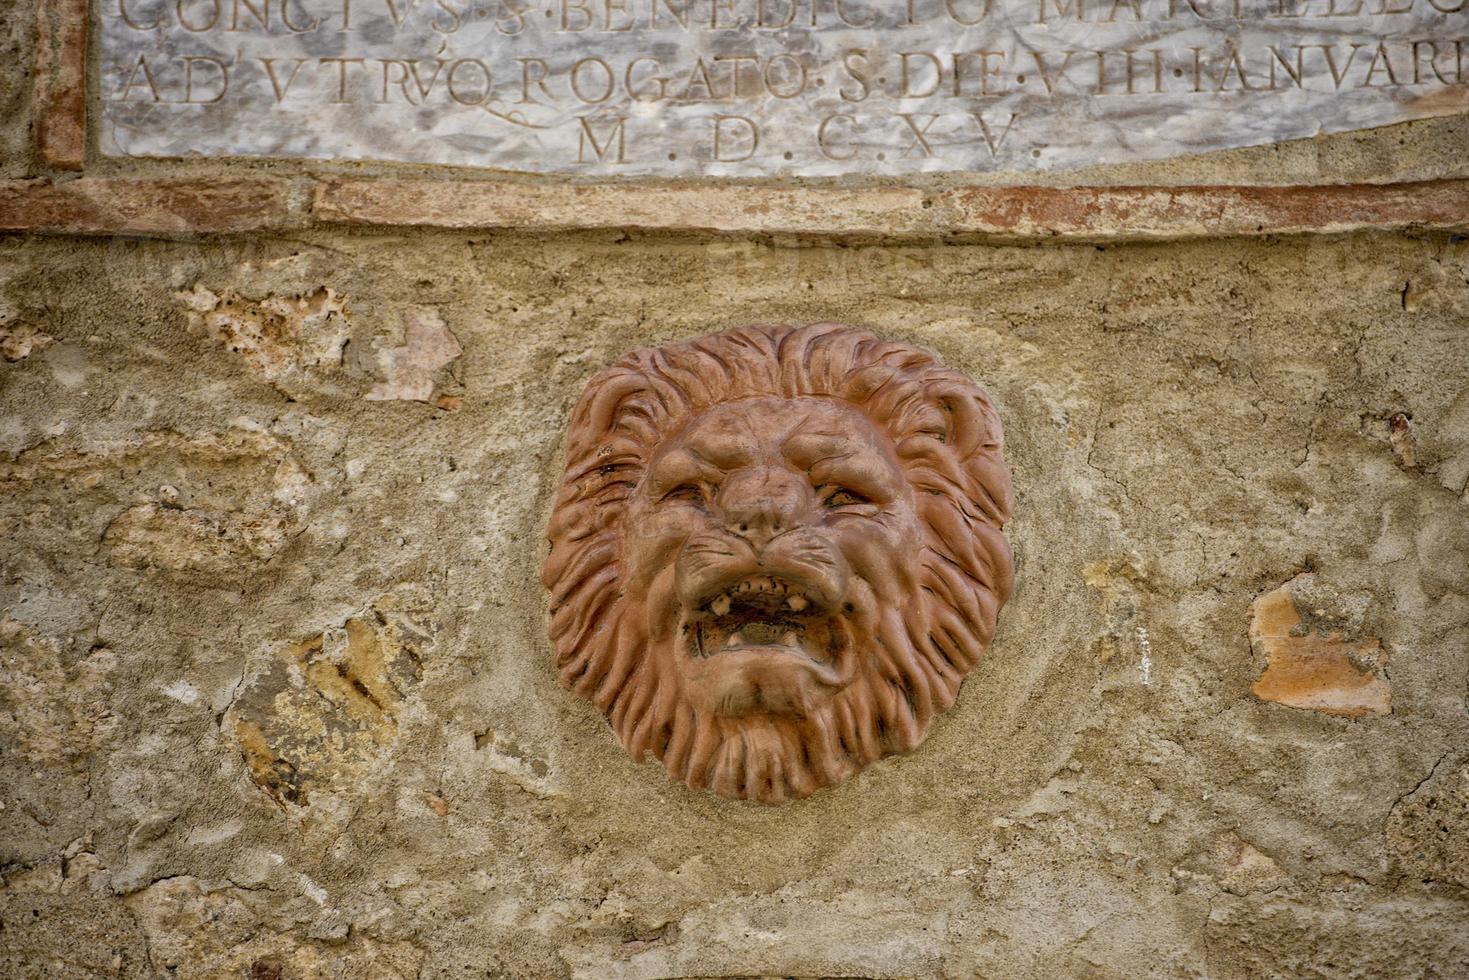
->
[687,575,845,669]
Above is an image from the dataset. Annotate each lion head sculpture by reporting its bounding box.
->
[542,323,1014,804]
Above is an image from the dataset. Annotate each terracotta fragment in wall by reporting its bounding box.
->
[1249,576,1390,719]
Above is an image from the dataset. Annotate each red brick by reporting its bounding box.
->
[33,0,88,170]
[935,181,1469,240]
[0,178,298,235]
[6,176,1466,241]
[313,180,931,237]
[314,178,1469,241]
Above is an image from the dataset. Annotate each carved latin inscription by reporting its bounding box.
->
[541,323,1015,803]
[98,0,1468,175]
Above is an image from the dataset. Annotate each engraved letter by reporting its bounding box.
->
[119,0,161,30]
[953,51,1005,96]
[570,57,615,103]
[258,56,308,101]
[972,110,1019,155]
[1267,45,1303,89]
[560,0,595,30]
[626,58,668,101]
[943,0,990,24]
[1361,43,1399,86]
[408,59,445,100]
[176,0,222,31]
[1411,41,1453,84]
[577,116,627,163]
[281,0,320,30]
[433,0,467,31]
[840,49,873,102]
[119,54,163,101]
[230,0,269,30]
[518,58,554,103]
[381,0,415,24]
[817,113,858,160]
[379,59,414,102]
[183,55,229,102]
[1122,48,1163,94]
[900,52,942,98]
[604,0,635,30]
[447,58,492,104]
[320,57,365,102]
[757,0,799,26]
[1214,42,1254,91]
[681,58,719,100]
[496,0,529,33]
[835,0,877,26]
[715,55,760,96]
[1030,49,1075,94]
[713,115,759,161]
[764,54,807,99]
[898,112,939,156]
[1318,43,1365,90]
[1037,0,1084,22]
[653,0,691,28]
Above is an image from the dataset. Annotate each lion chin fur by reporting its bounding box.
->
[542,323,1015,805]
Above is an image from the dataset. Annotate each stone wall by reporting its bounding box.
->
[2,3,1468,979]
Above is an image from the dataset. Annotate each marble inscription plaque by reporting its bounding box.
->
[99,0,1468,176]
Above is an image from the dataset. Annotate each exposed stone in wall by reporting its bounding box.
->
[1389,761,1469,891]
[364,307,463,406]
[3,427,316,583]
[226,593,434,809]
[124,876,425,979]
[0,323,52,362]
[1205,895,1469,978]
[176,286,351,396]
[176,285,462,406]
[1212,833,1289,897]
[1081,555,1153,676]
[104,504,290,575]
[0,619,115,767]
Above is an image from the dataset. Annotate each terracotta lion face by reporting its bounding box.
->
[542,324,1014,804]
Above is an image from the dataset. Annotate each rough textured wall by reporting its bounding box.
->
[1,228,1466,978]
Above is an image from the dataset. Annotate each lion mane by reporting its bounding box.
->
[542,323,1014,803]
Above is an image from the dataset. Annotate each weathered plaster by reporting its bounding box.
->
[2,229,1466,977]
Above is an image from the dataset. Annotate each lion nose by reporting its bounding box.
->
[718,468,809,549]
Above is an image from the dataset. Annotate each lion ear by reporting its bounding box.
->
[965,454,1014,527]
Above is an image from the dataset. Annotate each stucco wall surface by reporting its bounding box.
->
[1,226,1467,978]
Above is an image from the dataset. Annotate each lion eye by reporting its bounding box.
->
[662,483,705,504]
[823,487,870,508]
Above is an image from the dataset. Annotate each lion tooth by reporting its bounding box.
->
[725,632,742,649]
[787,595,808,612]
[710,595,731,616]
[781,632,800,647]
